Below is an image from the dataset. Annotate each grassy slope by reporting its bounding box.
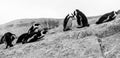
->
[1,15,120,58]
[0,18,62,36]
[0,16,100,35]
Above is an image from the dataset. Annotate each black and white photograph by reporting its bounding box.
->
[0,0,120,58]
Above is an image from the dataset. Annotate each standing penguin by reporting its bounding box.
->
[74,9,89,28]
[96,11,117,24]
[63,14,74,31]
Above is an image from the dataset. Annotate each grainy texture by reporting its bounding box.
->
[0,14,120,58]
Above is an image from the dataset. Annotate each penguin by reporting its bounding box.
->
[63,14,74,31]
[1,32,16,49]
[16,33,28,44]
[22,24,46,44]
[96,11,117,24]
[28,23,40,34]
[74,9,89,28]
[17,23,40,44]
[22,32,35,44]
[28,28,48,43]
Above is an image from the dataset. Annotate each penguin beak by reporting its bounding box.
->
[115,12,118,15]
[73,11,75,16]
[73,11,77,16]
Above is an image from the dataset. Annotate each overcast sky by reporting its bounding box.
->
[0,0,119,24]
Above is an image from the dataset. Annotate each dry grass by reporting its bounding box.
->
[40,19,60,29]
[95,23,120,38]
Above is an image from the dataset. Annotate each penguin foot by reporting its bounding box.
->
[96,22,102,25]
[85,24,90,27]
[76,26,83,28]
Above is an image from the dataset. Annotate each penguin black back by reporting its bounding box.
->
[74,9,89,27]
[63,14,70,29]
[96,11,117,24]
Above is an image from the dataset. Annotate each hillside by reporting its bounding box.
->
[0,18,62,36]
[0,14,120,58]
[0,16,100,36]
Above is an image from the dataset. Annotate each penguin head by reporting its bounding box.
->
[39,29,48,36]
[74,9,81,15]
[69,13,76,20]
[112,11,117,18]
[5,32,13,36]
[73,11,78,20]
[34,23,40,26]
[66,14,70,18]
[42,30,48,34]
[64,14,70,21]
[33,23,41,29]
[114,11,118,15]
[73,10,77,16]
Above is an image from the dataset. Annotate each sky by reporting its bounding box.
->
[0,0,119,24]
